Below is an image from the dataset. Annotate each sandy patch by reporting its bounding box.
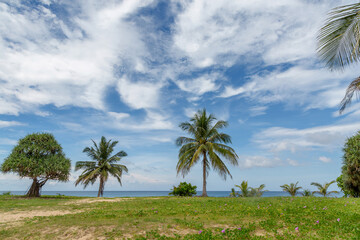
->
[0,210,82,223]
[63,197,134,205]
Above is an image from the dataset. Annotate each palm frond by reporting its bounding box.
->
[340,76,360,113]
[317,3,360,70]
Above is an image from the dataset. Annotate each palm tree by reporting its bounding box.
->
[235,181,251,197]
[176,109,239,197]
[301,189,313,197]
[75,136,128,197]
[250,184,267,197]
[317,3,360,113]
[280,182,302,197]
[229,188,237,197]
[311,180,339,197]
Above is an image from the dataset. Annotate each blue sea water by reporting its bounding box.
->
[0,191,343,198]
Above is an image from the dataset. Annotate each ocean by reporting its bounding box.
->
[0,191,343,198]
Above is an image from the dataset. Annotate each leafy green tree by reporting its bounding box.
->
[229,188,237,197]
[336,175,351,197]
[311,181,339,197]
[280,182,302,197]
[1,133,71,197]
[169,182,197,197]
[301,189,313,197]
[176,109,238,197]
[317,3,360,112]
[250,184,267,197]
[342,133,360,197]
[236,181,251,197]
[75,136,128,197]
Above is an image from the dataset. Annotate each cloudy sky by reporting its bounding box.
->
[0,0,358,192]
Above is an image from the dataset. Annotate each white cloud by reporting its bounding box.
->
[249,106,268,117]
[239,155,283,169]
[0,1,152,115]
[173,0,351,67]
[319,156,331,163]
[0,138,17,145]
[253,122,360,153]
[116,77,163,110]
[0,120,23,128]
[107,112,130,120]
[175,73,220,97]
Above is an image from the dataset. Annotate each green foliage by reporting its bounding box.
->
[311,181,339,197]
[280,182,302,196]
[235,181,250,197]
[75,136,128,197]
[342,132,360,197]
[1,196,359,239]
[301,189,313,197]
[337,175,350,197]
[176,109,238,197]
[249,184,267,197]
[0,133,71,197]
[229,188,237,197]
[169,182,197,197]
[1,192,11,196]
[317,3,360,112]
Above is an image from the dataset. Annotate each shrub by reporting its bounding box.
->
[342,132,360,197]
[169,182,197,197]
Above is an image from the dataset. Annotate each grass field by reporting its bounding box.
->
[0,195,359,239]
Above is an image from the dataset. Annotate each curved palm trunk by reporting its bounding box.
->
[26,178,47,197]
[201,152,208,197]
[98,177,104,197]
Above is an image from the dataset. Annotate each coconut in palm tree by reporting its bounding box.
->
[75,136,128,197]
[311,180,339,197]
[176,109,239,197]
[280,182,302,197]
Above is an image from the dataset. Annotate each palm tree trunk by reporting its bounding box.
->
[98,177,104,197]
[202,152,208,197]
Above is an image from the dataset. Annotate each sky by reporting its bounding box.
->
[0,0,359,193]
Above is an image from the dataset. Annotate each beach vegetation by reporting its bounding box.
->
[342,132,360,197]
[280,182,302,196]
[0,133,71,197]
[75,136,128,197]
[176,109,238,197]
[169,182,197,197]
[317,3,360,112]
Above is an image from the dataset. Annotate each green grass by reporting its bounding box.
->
[0,195,359,239]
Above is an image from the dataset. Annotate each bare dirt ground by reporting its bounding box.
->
[0,210,82,223]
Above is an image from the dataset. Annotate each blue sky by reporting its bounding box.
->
[0,0,359,192]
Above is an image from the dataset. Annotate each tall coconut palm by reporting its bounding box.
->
[250,184,267,197]
[176,109,239,197]
[280,182,302,197]
[236,181,251,197]
[317,3,360,113]
[311,180,339,197]
[75,136,128,197]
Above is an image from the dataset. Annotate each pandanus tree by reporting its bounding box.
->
[317,3,360,112]
[236,181,251,197]
[176,109,239,197]
[280,182,302,197]
[75,136,128,197]
[1,133,71,197]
